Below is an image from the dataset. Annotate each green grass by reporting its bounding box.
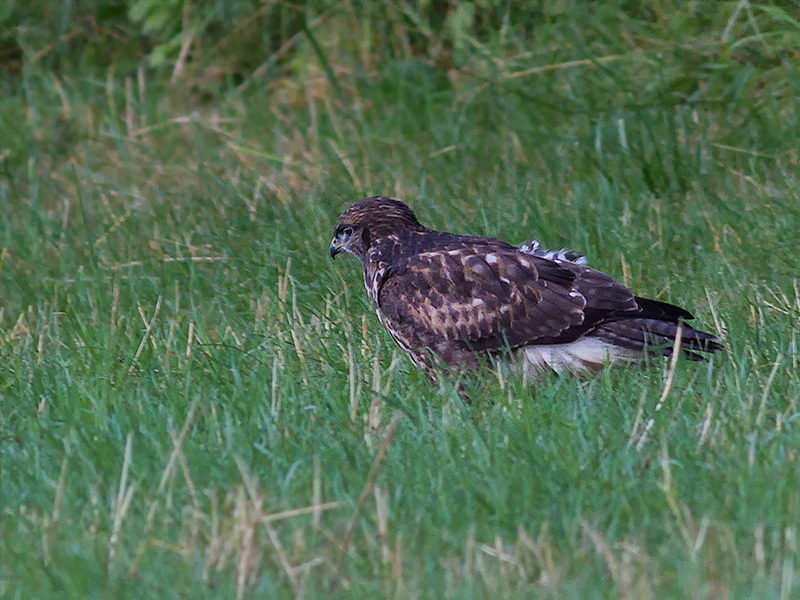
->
[2,1,800,598]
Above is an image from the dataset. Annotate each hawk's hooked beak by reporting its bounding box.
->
[329,238,343,259]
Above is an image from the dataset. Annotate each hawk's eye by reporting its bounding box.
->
[341,226,353,237]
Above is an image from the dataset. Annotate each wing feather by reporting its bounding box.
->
[377,245,591,359]
[373,238,703,371]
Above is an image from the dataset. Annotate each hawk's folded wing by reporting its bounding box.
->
[376,244,638,356]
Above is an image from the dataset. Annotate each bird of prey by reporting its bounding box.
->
[330,196,722,383]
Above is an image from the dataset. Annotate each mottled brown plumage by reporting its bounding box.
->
[330,196,722,382]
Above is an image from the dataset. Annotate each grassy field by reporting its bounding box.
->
[2,1,800,598]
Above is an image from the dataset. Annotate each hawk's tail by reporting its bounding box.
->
[594,317,723,361]
[590,295,723,360]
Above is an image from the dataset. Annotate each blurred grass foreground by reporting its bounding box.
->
[2,1,800,598]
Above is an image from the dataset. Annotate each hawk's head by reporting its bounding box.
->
[330,196,423,261]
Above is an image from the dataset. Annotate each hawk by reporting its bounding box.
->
[330,196,722,383]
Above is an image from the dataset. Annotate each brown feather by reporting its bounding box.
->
[331,196,723,381]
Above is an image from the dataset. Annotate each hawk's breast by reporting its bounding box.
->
[364,260,392,312]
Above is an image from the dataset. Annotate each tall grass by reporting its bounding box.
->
[2,1,800,598]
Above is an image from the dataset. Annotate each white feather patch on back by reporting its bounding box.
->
[519,239,588,265]
[522,337,637,376]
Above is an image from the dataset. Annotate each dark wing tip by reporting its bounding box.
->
[633,296,695,321]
